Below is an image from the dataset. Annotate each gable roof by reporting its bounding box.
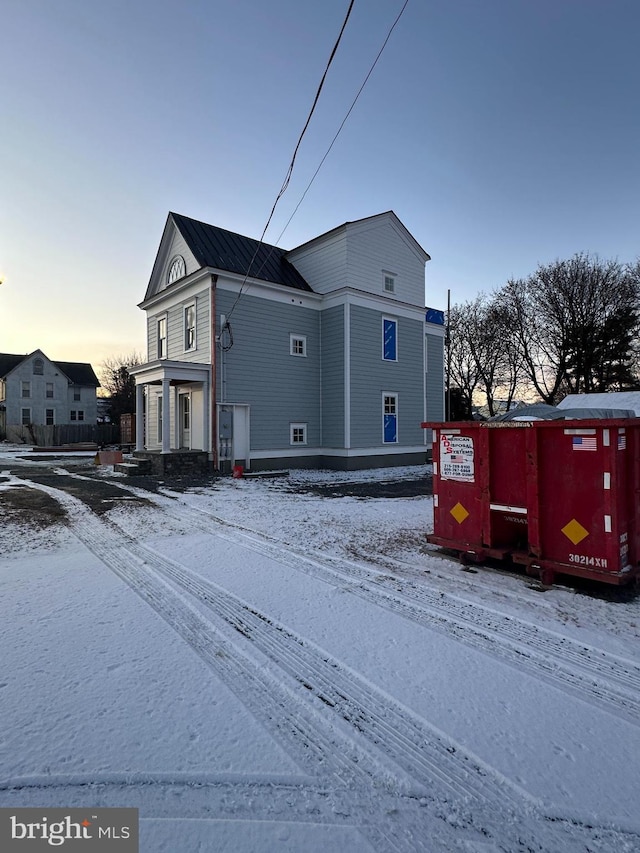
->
[170,212,312,292]
[0,352,100,386]
[287,210,431,263]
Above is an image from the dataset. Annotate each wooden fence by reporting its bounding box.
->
[4,423,120,446]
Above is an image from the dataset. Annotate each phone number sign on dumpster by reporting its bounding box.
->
[440,434,475,482]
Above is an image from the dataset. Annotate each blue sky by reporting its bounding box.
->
[1,0,638,371]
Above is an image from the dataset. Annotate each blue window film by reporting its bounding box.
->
[383,319,397,360]
[384,414,397,443]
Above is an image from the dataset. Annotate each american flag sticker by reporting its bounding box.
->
[573,436,597,451]
[618,433,627,450]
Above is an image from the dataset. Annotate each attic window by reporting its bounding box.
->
[167,256,186,284]
[33,358,44,375]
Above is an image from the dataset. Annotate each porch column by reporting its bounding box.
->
[173,386,180,449]
[202,379,210,454]
[135,383,145,451]
[161,378,171,453]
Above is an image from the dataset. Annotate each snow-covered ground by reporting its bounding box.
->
[1,444,639,852]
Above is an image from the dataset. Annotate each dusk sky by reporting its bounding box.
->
[1,0,638,376]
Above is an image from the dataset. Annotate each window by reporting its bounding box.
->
[21,408,31,425]
[77,410,84,421]
[290,334,307,357]
[70,410,77,421]
[45,409,54,426]
[184,304,196,350]
[46,382,54,398]
[33,358,44,375]
[290,423,307,445]
[383,394,398,443]
[157,316,167,359]
[167,255,186,285]
[74,388,81,401]
[382,317,398,361]
[383,273,395,293]
[21,381,31,398]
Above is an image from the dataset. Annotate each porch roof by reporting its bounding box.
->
[130,359,211,386]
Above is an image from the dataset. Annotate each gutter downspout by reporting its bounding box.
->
[210,274,218,469]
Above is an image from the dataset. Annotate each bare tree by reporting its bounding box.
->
[99,352,143,423]
[502,255,640,403]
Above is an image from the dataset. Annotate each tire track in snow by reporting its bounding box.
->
[143,491,640,727]
[4,474,532,853]
[5,473,588,853]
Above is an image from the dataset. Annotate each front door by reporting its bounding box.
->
[179,393,191,449]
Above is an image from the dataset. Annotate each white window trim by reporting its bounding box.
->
[21,407,31,425]
[183,303,197,352]
[382,316,398,362]
[157,314,168,360]
[290,422,308,445]
[382,392,399,444]
[289,334,307,357]
[383,271,396,293]
[21,381,31,398]
[167,255,186,285]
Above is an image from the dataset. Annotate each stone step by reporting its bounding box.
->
[114,458,152,475]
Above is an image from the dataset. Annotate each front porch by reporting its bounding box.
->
[129,359,212,457]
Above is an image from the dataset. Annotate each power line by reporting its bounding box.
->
[225,0,356,323]
[225,0,411,320]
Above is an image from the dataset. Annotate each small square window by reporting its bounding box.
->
[290,334,307,357]
[46,409,54,426]
[290,423,307,445]
[383,273,395,293]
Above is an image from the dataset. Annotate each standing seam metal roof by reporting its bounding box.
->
[171,213,312,291]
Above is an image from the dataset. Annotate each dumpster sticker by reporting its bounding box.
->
[572,436,597,451]
[440,434,474,482]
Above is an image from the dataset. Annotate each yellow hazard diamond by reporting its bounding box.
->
[561,518,589,545]
[450,502,470,524]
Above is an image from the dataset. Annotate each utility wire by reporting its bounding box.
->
[223,0,411,312]
[225,0,356,324]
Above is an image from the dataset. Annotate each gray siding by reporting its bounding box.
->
[320,305,344,447]
[148,288,211,364]
[286,232,347,294]
[349,305,425,448]
[426,332,445,422]
[216,289,321,451]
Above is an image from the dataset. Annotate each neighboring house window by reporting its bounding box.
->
[21,381,31,398]
[383,272,396,293]
[46,382,54,398]
[167,255,186,285]
[382,317,398,361]
[21,408,31,425]
[45,409,54,426]
[33,358,44,375]
[290,423,307,445]
[290,334,307,357]
[184,304,196,351]
[157,316,167,358]
[383,394,398,443]
[74,388,81,401]
[157,395,163,442]
[70,410,77,421]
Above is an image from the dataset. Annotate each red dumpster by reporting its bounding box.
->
[422,419,640,586]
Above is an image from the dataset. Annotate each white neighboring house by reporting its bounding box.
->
[0,350,100,439]
[131,210,445,472]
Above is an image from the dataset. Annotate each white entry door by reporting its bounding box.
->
[179,393,191,449]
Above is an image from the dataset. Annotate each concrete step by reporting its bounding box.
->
[114,458,152,475]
